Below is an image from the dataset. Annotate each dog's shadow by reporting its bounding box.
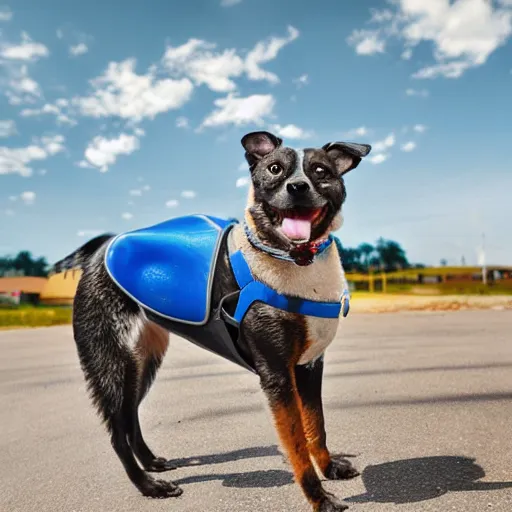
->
[169,448,512,496]
[171,445,282,468]
[171,445,294,489]
[346,455,512,504]
[175,469,293,489]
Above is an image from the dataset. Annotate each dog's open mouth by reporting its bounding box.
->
[274,205,328,242]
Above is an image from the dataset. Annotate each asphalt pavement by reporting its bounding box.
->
[1,310,512,512]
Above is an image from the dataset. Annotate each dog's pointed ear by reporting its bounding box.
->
[241,131,283,167]
[322,142,372,176]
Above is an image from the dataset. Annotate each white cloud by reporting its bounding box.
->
[270,123,312,139]
[0,6,12,21]
[412,61,472,79]
[38,169,47,176]
[220,0,242,6]
[5,209,14,216]
[406,88,429,97]
[0,134,65,176]
[40,134,65,155]
[69,43,88,56]
[293,74,309,88]
[0,32,49,60]
[372,133,395,152]
[77,229,104,237]
[162,40,244,93]
[21,104,58,117]
[121,212,133,220]
[343,126,369,138]
[181,190,196,199]
[369,8,395,23]
[165,199,179,208]
[347,30,386,55]
[73,59,194,122]
[201,93,275,128]
[8,195,17,201]
[56,29,63,39]
[236,176,250,188]
[83,133,140,172]
[6,65,41,104]
[77,160,93,169]
[401,141,417,152]
[176,116,189,129]
[127,185,149,196]
[238,161,248,171]
[413,124,427,133]
[20,102,77,126]
[349,0,512,79]
[401,48,413,60]
[245,26,299,84]
[20,191,35,204]
[162,26,299,92]
[0,120,16,138]
[369,153,389,164]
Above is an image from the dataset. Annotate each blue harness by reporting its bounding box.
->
[105,214,347,372]
[229,250,343,323]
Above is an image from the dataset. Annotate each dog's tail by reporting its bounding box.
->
[51,233,116,275]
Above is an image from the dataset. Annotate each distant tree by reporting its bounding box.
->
[440,258,448,267]
[0,257,9,275]
[334,237,417,272]
[357,243,376,272]
[375,238,410,272]
[0,251,49,277]
[333,238,361,272]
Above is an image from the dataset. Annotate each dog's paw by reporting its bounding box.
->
[145,457,177,473]
[140,477,183,499]
[325,456,360,480]
[316,492,349,511]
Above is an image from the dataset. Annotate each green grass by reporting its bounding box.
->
[0,306,72,328]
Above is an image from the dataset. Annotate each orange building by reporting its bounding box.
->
[0,277,48,305]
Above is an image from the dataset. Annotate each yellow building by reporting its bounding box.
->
[40,270,82,305]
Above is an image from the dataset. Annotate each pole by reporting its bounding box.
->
[482,233,487,285]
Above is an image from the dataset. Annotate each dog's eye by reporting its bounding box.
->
[315,165,327,177]
[268,163,283,176]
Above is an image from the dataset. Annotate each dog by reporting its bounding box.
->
[54,131,371,511]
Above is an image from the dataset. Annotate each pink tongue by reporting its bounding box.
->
[281,218,311,241]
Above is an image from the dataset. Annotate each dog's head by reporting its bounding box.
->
[241,131,371,250]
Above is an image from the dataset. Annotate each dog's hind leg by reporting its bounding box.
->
[129,322,176,473]
[295,357,359,481]
[73,267,182,499]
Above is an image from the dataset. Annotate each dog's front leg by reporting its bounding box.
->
[295,356,359,482]
[258,363,349,511]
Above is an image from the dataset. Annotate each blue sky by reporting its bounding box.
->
[0,0,511,267]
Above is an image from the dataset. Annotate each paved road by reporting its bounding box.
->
[1,310,512,512]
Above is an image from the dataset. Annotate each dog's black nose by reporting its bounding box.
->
[287,181,310,196]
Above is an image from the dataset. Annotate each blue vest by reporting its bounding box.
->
[105,215,344,372]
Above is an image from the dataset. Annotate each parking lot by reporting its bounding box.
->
[1,310,512,511]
